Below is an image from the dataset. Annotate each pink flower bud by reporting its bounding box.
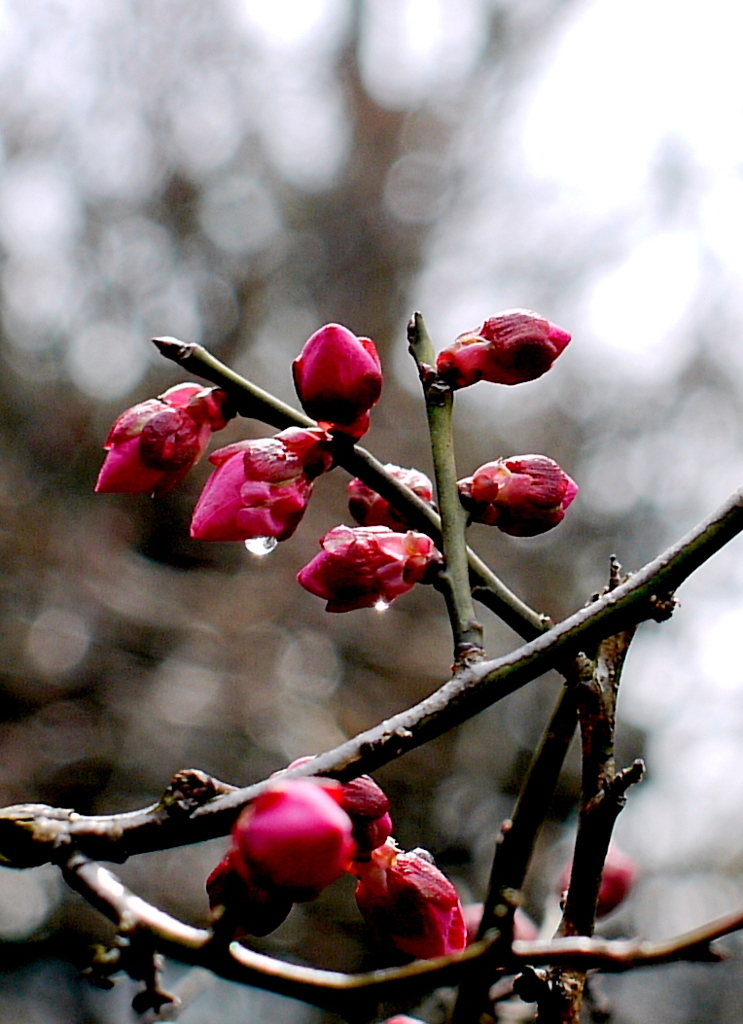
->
[231,779,356,902]
[354,838,467,960]
[283,758,393,857]
[458,455,578,537]
[190,426,333,543]
[297,525,440,612]
[347,465,434,530]
[436,310,571,389]
[558,845,638,918]
[382,1018,426,1024]
[463,902,539,945]
[292,323,383,439]
[206,852,293,937]
[338,776,393,856]
[95,384,232,496]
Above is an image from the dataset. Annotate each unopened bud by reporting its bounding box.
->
[297,525,440,612]
[459,455,577,536]
[436,310,570,389]
[354,838,466,959]
[96,384,232,496]
[231,779,356,902]
[559,845,638,918]
[347,465,434,530]
[190,427,333,542]
[293,323,383,439]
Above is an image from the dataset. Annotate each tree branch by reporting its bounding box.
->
[2,480,743,867]
[58,847,740,1021]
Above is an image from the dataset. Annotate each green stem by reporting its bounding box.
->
[152,336,547,642]
[406,313,484,663]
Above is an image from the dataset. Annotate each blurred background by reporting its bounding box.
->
[2,0,743,1021]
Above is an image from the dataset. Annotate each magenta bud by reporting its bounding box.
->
[436,309,571,389]
[458,454,577,537]
[559,845,638,919]
[382,1018,426,1024]
[297,525,441,612]
[292,323,383,439]
[231,779,356,901]
[95,384,232,496]
[206,852,293,937]
[353,811,394,858]
[354,838,467,960]
[347,465,434,530]
[283,759,392,856]
[190,426,333,543]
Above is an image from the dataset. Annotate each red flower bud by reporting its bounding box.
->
[297,525,440,612]
[559,845,638,918]
[206,852,293,937]
[354,838,466,960]
[190,427,333,543]
[95,384,232,496]
[436,310,570,389]
[458,455,577,537]
[292,323,383,439]
[231,779,356,902]
[283,758,393,857]
[347,465,434,530]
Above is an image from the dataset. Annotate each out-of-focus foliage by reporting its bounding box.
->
[2,1,743,1021]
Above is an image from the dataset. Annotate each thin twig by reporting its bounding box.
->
[542,564,641,1023]
[407,312,484,665]
[59,848,739,1019]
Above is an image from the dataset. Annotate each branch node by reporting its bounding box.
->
[512,965,551,1003]
[452,641,486,672]
[648,591,678,622]
[159,769,235,818]
[608,554,622,590]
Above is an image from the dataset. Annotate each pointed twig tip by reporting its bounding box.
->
[152,336,190,359]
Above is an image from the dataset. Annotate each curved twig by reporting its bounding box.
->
[59,848,737,1019]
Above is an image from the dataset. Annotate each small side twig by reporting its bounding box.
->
[543,561,644,1023]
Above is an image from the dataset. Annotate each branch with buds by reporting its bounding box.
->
[4,314,743,1024]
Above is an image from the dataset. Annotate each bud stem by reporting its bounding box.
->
[407,312,484,666]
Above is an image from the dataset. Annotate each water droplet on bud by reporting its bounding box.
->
[374,599,389,612]
[244,536,278,557]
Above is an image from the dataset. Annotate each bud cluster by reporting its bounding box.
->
[207,773,466,962]
[96,310,577,606]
